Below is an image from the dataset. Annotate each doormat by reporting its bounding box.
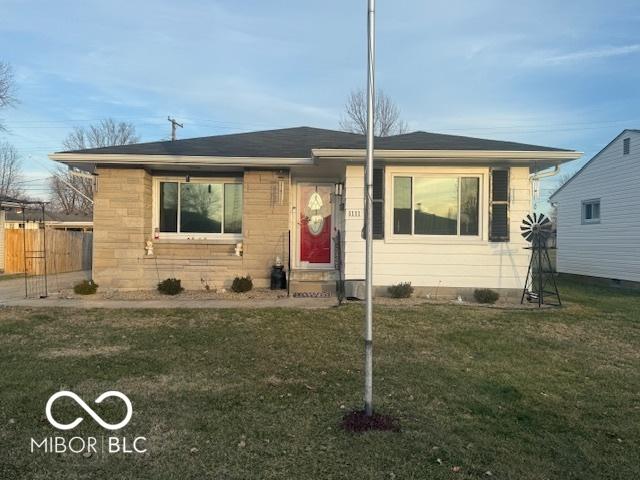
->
[292,291,332,298]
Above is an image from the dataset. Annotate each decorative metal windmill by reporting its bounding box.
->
[520,213,561,307]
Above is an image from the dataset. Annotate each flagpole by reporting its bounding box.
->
[364,0,375,417]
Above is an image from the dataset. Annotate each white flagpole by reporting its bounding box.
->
[364,0,375,417]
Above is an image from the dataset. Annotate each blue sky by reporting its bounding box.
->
[1,0,640,204]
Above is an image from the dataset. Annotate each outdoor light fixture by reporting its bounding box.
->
[332,182,345,210]
[185,175,191,183]
[272,178,285,206]
[278,178,285,205]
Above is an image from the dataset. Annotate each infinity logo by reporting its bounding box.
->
[45,391,133,431]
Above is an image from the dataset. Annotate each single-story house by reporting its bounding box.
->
[49,127,581,296]
[550,129,640,284]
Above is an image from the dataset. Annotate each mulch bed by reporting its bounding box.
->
[341,410,401,433]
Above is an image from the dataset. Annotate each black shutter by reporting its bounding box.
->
[372,168,384,239]
[490,169,509,242]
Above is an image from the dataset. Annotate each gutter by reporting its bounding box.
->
[529,165,561,210]
[312,148,582,161]
[529,164,560,181]
[48,153,314,167]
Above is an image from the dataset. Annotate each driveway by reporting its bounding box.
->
[0,270,90,303]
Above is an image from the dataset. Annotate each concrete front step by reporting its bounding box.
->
[289,280,337,296]
[288,269,338,296]
[289,269,338,282]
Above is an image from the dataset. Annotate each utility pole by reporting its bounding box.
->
[167,116,183,141]
[363,0,375,417]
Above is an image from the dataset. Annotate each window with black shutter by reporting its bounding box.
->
[372,168,385,239]
[489,169,509,242]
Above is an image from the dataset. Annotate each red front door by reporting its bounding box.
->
[299,184,332,264]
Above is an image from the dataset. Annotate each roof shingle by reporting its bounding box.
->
[58,126,571,158]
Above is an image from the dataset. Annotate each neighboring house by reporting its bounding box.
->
[0,195,24,273]
[49,127,580,295]
[0,208,4,273]
[3,209,93,231]
[550,129,640,283]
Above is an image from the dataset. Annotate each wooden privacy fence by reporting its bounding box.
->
[3,229,92,274]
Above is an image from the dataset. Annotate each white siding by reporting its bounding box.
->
[553,131,640,282]
[0,211,4,272]
[343,165,531,289]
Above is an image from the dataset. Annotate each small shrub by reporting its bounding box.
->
[158,278,184,295]
[73,279,98,295]
[231,276,253,293]
[474,288,500,304]
[387,282,414,298]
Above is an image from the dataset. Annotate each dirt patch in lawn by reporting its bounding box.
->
[0,333,27,345]
[77,373,247,397]
[263,375,306,387]
[39,345,129,358]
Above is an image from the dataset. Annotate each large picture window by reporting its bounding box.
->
[393,175,480,237]
[158,179,243,236]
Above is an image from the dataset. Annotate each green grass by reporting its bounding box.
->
[1,278,639,479]
[0,273,24,282]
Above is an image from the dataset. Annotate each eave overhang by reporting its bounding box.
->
[48,153,314,168]
[311,148,582,163]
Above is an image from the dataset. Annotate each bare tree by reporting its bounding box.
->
[49,166,94,214]
[62,118,139,150]
[51,119,140,214]
[555,171,574,188]
[339,89,408,137]
[547,171,574,229]
[0,61,17,132]
[0,142,23,199]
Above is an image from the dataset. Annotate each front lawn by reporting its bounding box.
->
[1,279,639,479]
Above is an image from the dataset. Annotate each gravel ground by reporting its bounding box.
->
[55,287,554,310]
[0,271,553,310]
[64,287,290,301]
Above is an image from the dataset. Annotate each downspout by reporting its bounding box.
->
[528,164,560,211]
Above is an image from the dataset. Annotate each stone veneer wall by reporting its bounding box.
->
[142,242,243,290]
[92,167,152,289]
[241,170,290,288]
[92,167,291,290]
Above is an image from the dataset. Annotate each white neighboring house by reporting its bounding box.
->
[550,129,640,283]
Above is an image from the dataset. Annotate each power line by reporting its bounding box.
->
[14,177,53,184]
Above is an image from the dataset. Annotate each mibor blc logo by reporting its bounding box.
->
[45,391,133,430]
[31,390,147,455]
